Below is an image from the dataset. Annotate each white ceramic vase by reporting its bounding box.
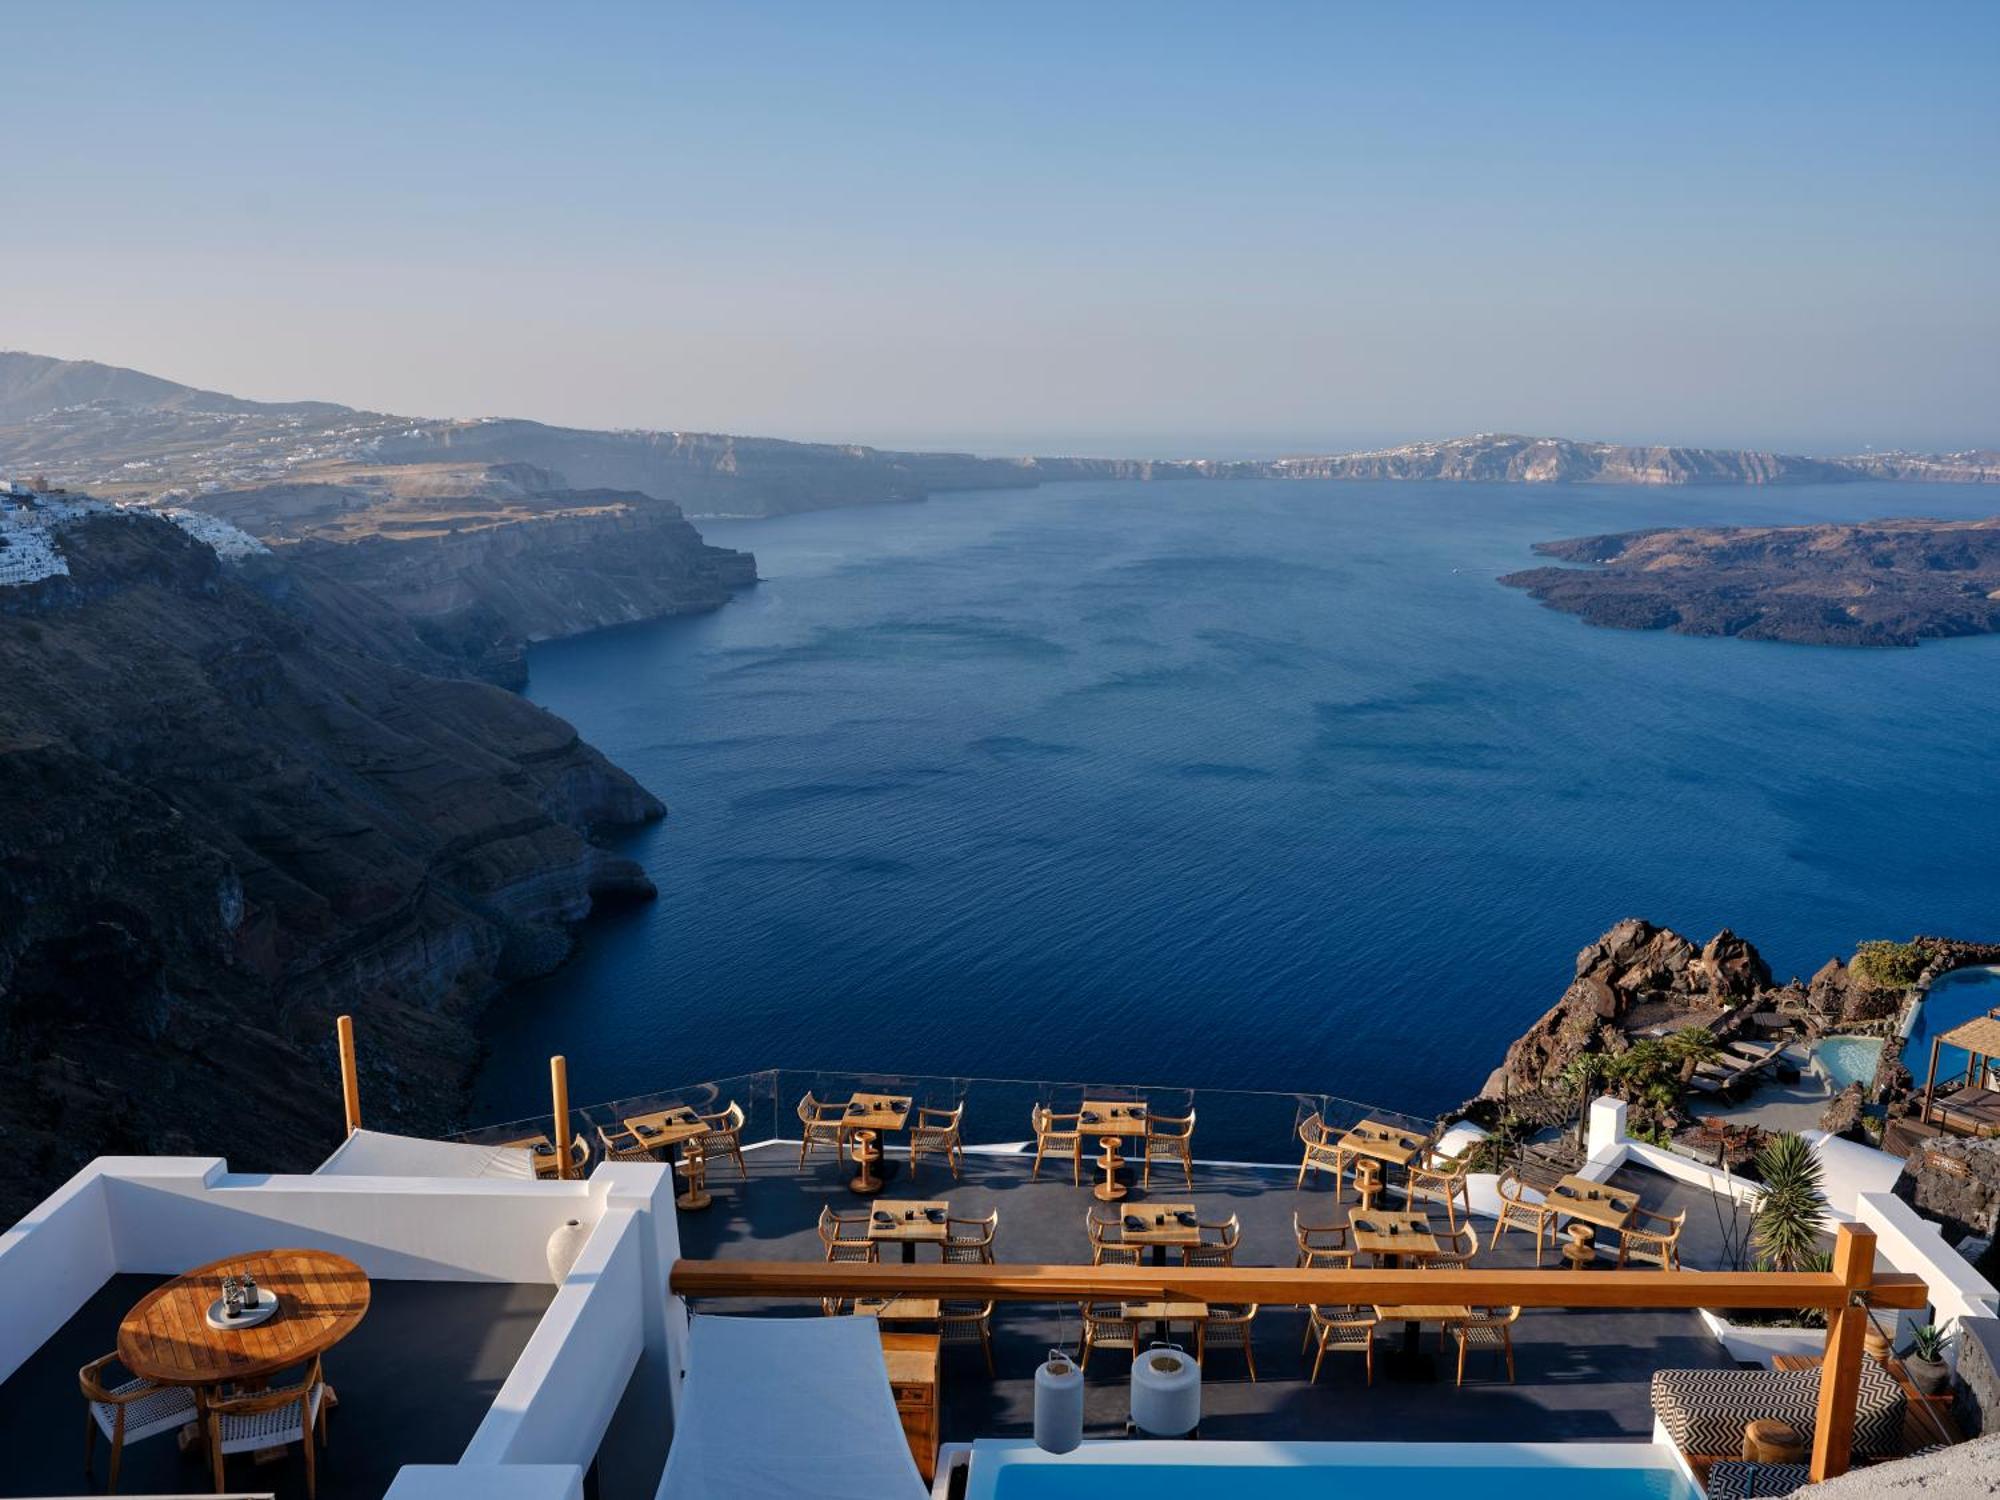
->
[546,1217,590,1283]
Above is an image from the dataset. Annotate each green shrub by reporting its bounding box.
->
[1852,940,1927,988]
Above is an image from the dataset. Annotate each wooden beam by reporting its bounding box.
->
[550,1055,573,1181]
[336,1015,361,1136]
[1922,1036,1943,1127]
[1811,1224,1877,1482]
[667,1258,1927,1311]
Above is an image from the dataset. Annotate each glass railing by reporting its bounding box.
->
[447,1066,1436,1175]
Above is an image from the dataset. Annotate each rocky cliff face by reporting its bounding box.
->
[0,511,664,1219]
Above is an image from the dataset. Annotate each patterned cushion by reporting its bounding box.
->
[1650,1363,1904,1459]
[1705,1461,1811,1498]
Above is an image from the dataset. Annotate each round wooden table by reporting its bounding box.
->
[1094,1135,1127,1202]
[848,1130,883,1194]
[676,1142,713,1211]
[119,1248,371,1392]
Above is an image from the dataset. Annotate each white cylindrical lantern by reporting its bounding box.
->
[1130,1345,1200,1437]
[1034,1353,1084,1454]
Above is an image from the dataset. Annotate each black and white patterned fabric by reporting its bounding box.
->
[1704,1460,1810,1498]
[1650,1363,1905,1459]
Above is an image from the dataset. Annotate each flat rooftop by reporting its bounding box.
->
[677,1146,1738,1446]
[0,1275,555,1500]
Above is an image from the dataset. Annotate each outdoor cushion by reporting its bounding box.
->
[1651,1362,1904,1459]
[1704,1461,1810,1498]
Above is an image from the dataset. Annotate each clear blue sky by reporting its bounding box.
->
[2,1,1994,454]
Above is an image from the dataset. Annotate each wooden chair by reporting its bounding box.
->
[694,1101,747,1179]
[79,1351,198,1493]
[910,1102,966,1179]
[818,1205,880,1264]
[1031,1104,1083,1185]
[1444,1307,1521,1385]
[1079,1303,1139,1370]
[1420,1223,1479,1270]
[1618,1206,1687,1270]
[1086,1208,1141,1266]
[1490,1169,1557,1265]
[1199,1303,1259,1380]
[797,1092,846,1169]
[1407,1149,1472,1231]
[1295,1110,1348,1190]
[944,1209,998,1265]
[207,1355,327,1499]
[1305,1305,1375,1384]
[1141,1109,1196,1190]
[596,1122,660,1162]
[1182,1213,1240,1268]
[1292,1213,1351,1269]
[941,1301,997,1374]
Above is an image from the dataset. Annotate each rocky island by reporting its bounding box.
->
[1501,516,2000,646]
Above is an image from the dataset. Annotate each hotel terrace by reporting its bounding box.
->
[1,1030,1995,1500]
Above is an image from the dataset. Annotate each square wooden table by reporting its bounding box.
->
[1349,1212,1441,1266]
[1078,1099,1148,1132]
[1118,1203,1201,1264]
[1121,1300,1208,1343]
[622,1106,707,1155]
[497,1133,564,1180]
[854,1296,941,1322]
[1546,1174,1640,1233]
[1337,1119,1427,1169]
[1374,1301,1475,1373]
[869,1199,950,1262]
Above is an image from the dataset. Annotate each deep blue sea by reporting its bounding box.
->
[472,480,2000,1124]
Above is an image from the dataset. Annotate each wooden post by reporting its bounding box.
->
[1811,1223,1876,1483]
[1921,1036,1942,1127]
[336,1015,362,1136]
[551,1055,573,1181]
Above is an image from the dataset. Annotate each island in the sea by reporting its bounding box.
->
[1501,516,2000,647]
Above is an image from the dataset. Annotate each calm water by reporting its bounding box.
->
[1902,966,2000,1081]
[473,480,2000,1123]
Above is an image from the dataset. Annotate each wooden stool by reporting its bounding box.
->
[1094,1135,1127,1202]
[1353,1160,1382,1213]
[1562,1224,1595,1270]
[1742,1419,1804,1464]
[675,1143,711,1212]
[848,1130,883,1194]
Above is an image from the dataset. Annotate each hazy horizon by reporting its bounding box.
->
[4,1,1996,455]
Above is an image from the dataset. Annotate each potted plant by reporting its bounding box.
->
[1750,1132,1827,1274]
[1904,1324,1953,1396]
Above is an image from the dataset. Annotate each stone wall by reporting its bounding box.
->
[1956,1316,2000,1439]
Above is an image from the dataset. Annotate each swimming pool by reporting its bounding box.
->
[1902,966,2000,1082]
[965,1440,1698,1499]
[1814,1034,1885,1092]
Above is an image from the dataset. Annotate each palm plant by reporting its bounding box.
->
[1558,1053,1605,1152]
[1751,1131,1828,1273]
[1662,1025,1719,1078]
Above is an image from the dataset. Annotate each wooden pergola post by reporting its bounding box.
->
[1811,1223,1877,1482]
[336,1015,362,1136]
[1920,1036,1942,1128]
[551,1055,573,1181]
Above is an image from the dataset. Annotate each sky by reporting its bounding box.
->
[2,1,1995,457]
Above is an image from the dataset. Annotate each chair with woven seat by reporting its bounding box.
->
[694,1101,747,1179]
[1295,1111,1347,1191]
[818,1205,880,1263]
[941,1301,997,1374]
[1199,1303,1259,1380]
[1444,1307,1521,1385]
[797,1092,846,1169]
[207,1356,328,1499]
[80,1352,198,1493]
[1619,1206,1687,1270]
[910,1102,966,1179]
[944,1209,998,1265]
[1490,1169,1557,1265]
[1420,1223,1479,1270]
[1305,1305,1376,1384]
[1141,1109,1196,1190]
[1079,1303,1140,1370]
[1087,1209,1141,1266]
[1407,1149,1472,1231]
[596,1122,660,1162]
[1032,1104,1084,1185]
[1182,1213,1240,1268]
[1292,1213,1351,1269]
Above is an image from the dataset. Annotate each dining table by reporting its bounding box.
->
[1117,1203,1201,1265]
[840,1093,915,1191]
[1080,1100,1146,1201]
[868,1198,950,1262]
[1545,1174,1640,1236]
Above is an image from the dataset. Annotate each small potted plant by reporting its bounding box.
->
[1903,1324,1952,1396]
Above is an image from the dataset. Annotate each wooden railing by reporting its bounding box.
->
[669,1223,1925,1482]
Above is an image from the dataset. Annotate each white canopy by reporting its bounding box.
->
[656,1315,928,1500]
[315,1128,536,1180]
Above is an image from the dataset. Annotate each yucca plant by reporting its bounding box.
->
[1751,1131,1828,1273]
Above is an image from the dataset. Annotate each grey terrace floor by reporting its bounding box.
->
[678,1144,1739,1446]
[0,1275,554,1500]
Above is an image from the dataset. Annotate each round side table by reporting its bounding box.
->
[1353,1160,1383,1212]
[1094,1135,1127,1202]
[1742,1419,1804,1464]
[1562,1223,1596,1270]
[848,1130,883,1194]
[676,1143,712,1212]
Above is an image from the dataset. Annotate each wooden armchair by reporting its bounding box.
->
[818,1205,880,1263]
[1079,1303,1139,1370]
[944,1208,998,1265]
[1407,1149,1471,1231]
[207,1355,328,1499]
[1420,1222,1479,1270]
[797,1091,846,1169]
[1141,1109,1196,1190]
[1444,1307,1521,1385]
[1490,1169,1557,1265]
[1031,1104,1083,1184]
[1086,1208,1140,1266]
[910,1102,966,1179]
[695,1101,747,1179]
[596,1122,659,1162]
[1292,1213,1352,1269]
[1182,1212,1240,1267]
[1618,1206,1687,1270]
[1295,1110,1346,1190]
[80,1351,198,1492]
[1305,1305,1375,1384]
[1199,1302,1259,1380]
[941,1301,997,1374]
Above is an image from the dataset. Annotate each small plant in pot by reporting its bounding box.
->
[1903,1324,1952,1396]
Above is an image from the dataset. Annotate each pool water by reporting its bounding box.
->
[991,1465,1692,1499]
[1902,967,2000,1083]
[1814,1035,1885,1092]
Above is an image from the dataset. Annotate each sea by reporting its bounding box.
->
[470,479,2000,1127]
